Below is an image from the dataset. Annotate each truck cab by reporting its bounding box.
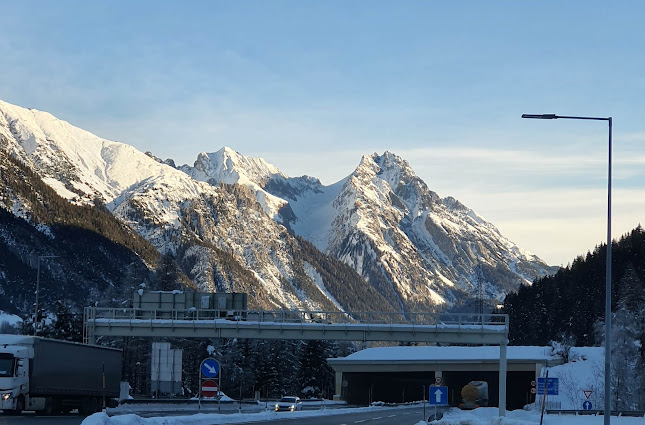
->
[0,343,31,415]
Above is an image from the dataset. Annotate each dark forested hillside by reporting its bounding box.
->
[0,151,181,324]
[502,225,645,347]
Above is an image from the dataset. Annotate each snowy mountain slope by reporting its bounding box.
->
[180,148,291,222]
[190,148,556,311]
[0,100,390,314]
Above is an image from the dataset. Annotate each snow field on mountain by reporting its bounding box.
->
[288,179,344,251]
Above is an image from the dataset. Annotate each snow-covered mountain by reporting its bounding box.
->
[0,100,393,314]
[0,99,556,316]
[178,153,556,313]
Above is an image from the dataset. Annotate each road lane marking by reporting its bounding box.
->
[354,420,366,423]
[373,417,382,420]
[387,414,396,417]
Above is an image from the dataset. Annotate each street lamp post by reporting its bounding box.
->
[522,113,612,424]
[34,255,59,334]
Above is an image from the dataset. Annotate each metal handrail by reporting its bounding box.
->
[85,307,507,327]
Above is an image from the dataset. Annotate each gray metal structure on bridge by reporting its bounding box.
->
[83,307,509,416]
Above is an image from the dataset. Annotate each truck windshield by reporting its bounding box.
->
[0,354,15,377]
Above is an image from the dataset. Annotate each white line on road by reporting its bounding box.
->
[387,414,396,417]
[354,420,366,423]
[372,417,382,420]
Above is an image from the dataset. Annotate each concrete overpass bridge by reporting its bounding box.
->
[83,307,509,415]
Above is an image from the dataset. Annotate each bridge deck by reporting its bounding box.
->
[83,307,508,344]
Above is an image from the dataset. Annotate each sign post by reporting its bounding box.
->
[428,385,448,421]
[199,358,221,411]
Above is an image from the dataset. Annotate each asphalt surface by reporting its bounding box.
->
[238,406,431,425]
[0,413,84,425]
[0,405,442,425]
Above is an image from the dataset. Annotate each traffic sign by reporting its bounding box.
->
[428,386,448,406]
[201,379,218,397]
[583,390,593,399]
[537,377,558,395]
[582,400,593,410]
[200,358,220,378]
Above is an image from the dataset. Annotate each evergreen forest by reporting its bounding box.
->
[502,225,645,409]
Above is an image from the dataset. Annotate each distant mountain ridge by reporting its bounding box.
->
[0,99,556,318]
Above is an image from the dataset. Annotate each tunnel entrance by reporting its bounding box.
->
[442,370,536,410]
[443,370,499,407]
[344,370,536,409]
[343,371,435,405]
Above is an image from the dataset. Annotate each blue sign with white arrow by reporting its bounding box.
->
[429,386,448,406]
[582,400,593,410]
[200,358,220,378]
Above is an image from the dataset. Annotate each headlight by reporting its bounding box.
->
[290,405,295,410]
[1,393,10,401]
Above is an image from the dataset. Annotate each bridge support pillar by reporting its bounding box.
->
[334,371,343,401]
[499,340,507,417]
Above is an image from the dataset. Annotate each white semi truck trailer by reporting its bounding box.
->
[0,335,121,415]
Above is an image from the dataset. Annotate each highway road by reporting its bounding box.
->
[0,405,439,425]
[237,406,432,425]
[0,413,84,425]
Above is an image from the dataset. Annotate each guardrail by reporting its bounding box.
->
[84,307,508,327]
[546,409,645,417]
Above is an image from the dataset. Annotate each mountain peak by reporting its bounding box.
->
[192,147,285,187]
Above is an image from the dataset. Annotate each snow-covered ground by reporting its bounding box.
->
[82,405,645,425]
[418,407,645,424]
[82,404,415,425]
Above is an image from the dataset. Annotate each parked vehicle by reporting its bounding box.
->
[275,396,303,411]
[0,335,122,415]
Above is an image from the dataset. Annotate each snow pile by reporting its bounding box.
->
[420,407,645,425]
[338,345,556,362]
[82,404,409,425]
[535,347,605,410]
[0,310,22,329]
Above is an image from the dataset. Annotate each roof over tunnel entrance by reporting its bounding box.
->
[327,346,563,410]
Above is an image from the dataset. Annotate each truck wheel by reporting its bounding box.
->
[43,397,58,415]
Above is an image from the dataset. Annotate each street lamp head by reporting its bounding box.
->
[521,114,558,119]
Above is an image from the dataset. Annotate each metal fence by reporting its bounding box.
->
[84,307,507,327]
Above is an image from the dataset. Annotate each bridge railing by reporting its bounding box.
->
[84,307,508,328]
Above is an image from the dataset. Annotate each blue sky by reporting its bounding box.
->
[2,1,645,266]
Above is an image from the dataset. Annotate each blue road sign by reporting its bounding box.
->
[429,386,448,406]
[200,358,220,378]
[582,400,593,410]
[537,377,559,395]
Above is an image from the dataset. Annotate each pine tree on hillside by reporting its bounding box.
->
[503,225,645,347]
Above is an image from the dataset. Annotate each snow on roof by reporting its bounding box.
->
[329,345,559,363]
